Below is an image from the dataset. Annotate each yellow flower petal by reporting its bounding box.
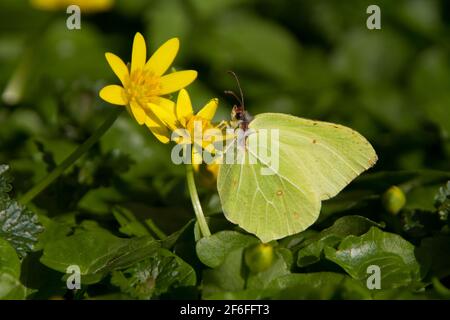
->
[148,103,177,131]
[149,96,175,111]
[145,38,179,77]
[197,98,218,121]
[99,85,127,105]
[192,144,203,166]
[176,89,193,127]
[144,112,171,144]
[105,52,129,85]
[131,32,146,73]
[159,70,197,95]
[129,101,146,125]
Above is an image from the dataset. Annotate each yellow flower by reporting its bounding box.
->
[30,0,114,12]
[99,33,197,143]
[158,89,221,165]
[174,89,218,138]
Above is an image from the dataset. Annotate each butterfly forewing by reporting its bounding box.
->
[251,113,378,200]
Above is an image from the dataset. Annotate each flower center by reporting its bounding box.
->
[124,68,161,107]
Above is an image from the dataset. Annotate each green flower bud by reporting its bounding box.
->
[244,243,274,273]
[382,186,406,215]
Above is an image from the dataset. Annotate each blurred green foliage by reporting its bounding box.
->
[1,0,450,300]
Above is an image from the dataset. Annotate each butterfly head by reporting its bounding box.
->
[225,71,252,130]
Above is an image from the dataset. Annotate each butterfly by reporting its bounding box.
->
[217,72,377,243]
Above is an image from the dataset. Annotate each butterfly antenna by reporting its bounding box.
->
[227,70,245,109]
[224,90,242,106]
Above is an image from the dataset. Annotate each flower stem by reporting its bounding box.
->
[185,164,211,237]
[20,108,123,205]
[432,277,450,298]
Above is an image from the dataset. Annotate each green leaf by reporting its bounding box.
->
[0,273,27,300]
[246,249,292,290]
[278,229,318,249]
[111,248,196,300]
[0,202,43,257]
[0,237,20,278]
[297,236,342,267]
[371,287,437,300]
[267,272,372,300]
[202,248,246,297]
[0,164,43,257]
[196,231,259,268]
[112,206,151,238]
[324,227,422,289]
[297,215,383,267]
[202,246,292,299]
[0,237,26,299]
[40,228,160,284]
[205,272,372,300]
[305,214,383,244]
[34,215,73,251]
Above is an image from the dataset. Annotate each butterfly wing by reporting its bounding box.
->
[251,113,377,200]
[217,151,321,243]
[217,113,377,242]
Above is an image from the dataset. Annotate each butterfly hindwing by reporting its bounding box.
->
[218,151,321,243]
